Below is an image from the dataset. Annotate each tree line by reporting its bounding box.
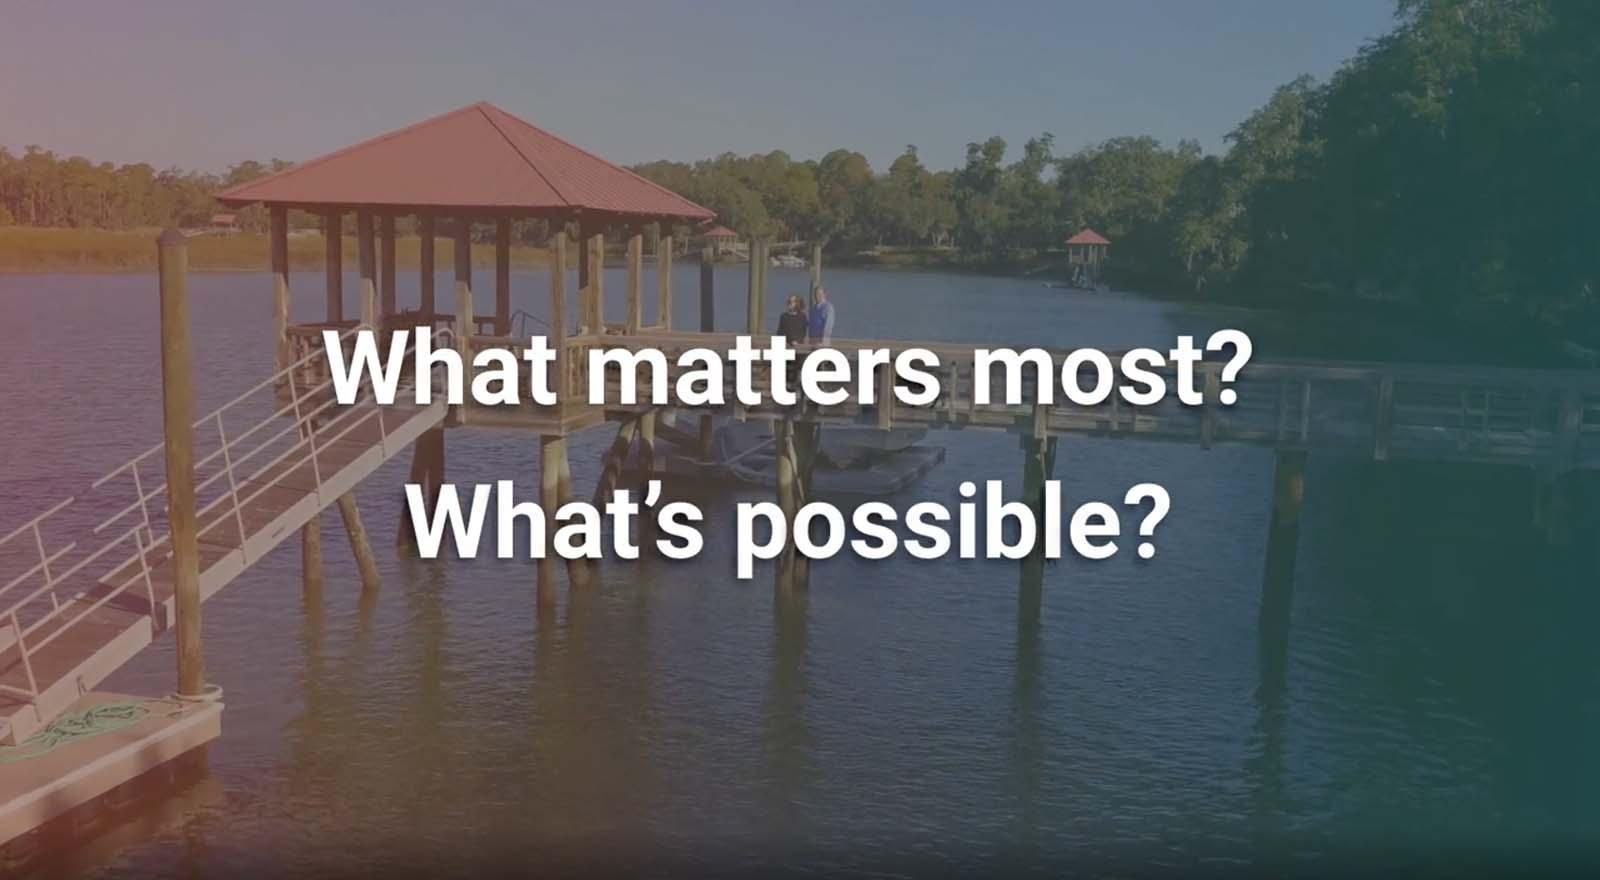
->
[3,1,1594,341]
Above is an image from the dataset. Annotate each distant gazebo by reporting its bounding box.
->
[1064,228,1110,286]
[699,223,738,258]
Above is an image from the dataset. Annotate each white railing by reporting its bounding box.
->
[0,324,450,707]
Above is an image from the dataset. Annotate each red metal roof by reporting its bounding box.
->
[700,225,738,239]
[1065,228,1110,246]
[216,102,713,221]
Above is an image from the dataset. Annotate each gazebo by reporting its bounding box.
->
[699,224,738,258]
[218,100,712,369]
[216,101,713,572]
[1064,228,1110,286]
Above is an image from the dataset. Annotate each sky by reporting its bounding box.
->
[2,0,1398,174]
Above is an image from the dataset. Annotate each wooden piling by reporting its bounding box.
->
[270,206,290,371]
[357,211,377,327]
[1019,414,1058,591]
[455,217,474,423]
[380,214,397,320]
[336,494,381,592]
[1261,449,1307,616]
[592,418,639,507]
[698,245,716,458]
[495,217,512,335]
[419,215,436,315]
[550,231,568,408]
[324,211,343,322]
[657,230,673,330]
[157,229,205,698]
[626,229,644,334]
[588,232,606,332]
[810,242,823,296]
[303,513,324,596]
[746,238,761,335]
[538,434,562,601]
[638,411,658,549]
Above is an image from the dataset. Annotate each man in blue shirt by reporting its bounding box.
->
[807,286,835,344]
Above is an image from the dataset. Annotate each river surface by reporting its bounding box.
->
[1,265,1596,875]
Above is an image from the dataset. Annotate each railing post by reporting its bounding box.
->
[217,413,249,559]
[158,228,206,699]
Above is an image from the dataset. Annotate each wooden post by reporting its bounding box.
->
[380,214,397,320]
[538,434,563,602]
[1019,428,1057,591]
[638,410,658,549]
[324,211,343,322]
[271,206,290,371]
[746,238,760,335]
[398,428,448,552]
[810,242,823,296]
[589,232,606,332]
[455,217,474,422]
[1261,450,1307,610]
[657,229,673,330]
[550,231,568,407]
[577,228,591,331]
[419,215,436,315]
[337,494,381,592]
[756,240,768,331]
[699,245,715,458]
[157,229,205,698]
[303,513,323,595]
[699,246,715,331]
[1260,449,1306,680]
[554,436,589,588]
[626,229,644,334]
[495,216,512,336]
[592,418,639,507]
[357,211,377,327]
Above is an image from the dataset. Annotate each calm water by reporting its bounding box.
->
[1,265,1596,875]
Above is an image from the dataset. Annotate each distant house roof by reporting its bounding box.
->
[1065,228,1110,246]
[215,102,713,222]
[700,224,738,239]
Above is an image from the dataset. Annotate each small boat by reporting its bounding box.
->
[770,253,806,269]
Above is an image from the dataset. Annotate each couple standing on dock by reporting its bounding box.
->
[778,287,835,345]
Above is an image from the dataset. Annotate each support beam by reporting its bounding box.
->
[699,246,715,332]
[419,215,436,315]
[747,238,761,335]
[699,246,716,458]
[495,216,512,335]
[270,206,290,371]
[555,435,589,588]
[357,211,377,327]
[1261,449,1307,616]
[336,494,380,591]
[455,216,474,407]
[626,229,644,334]
[380,214,397,321]
[592,418,639,508]
[324,211,343,322]
[1019,420,1058,592]
[588,232,606,332]
[302,514,323,596]
[577,229,591,332]
[638,411,658,549]
[157,229,205,699]
[657,230,673,330]
[397,427,446,552]
[549,231,568,405]
[538,435,563,603]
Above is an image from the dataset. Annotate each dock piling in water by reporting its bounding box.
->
[157,229,205,699]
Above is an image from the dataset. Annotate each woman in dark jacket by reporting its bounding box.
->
[777,294,808,345]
